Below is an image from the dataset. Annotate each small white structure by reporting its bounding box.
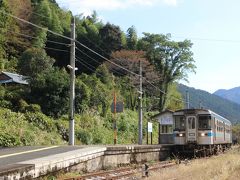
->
[0,71,29,85]
[152,110,174,144]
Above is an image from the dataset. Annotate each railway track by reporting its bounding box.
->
[64,161,176,180]
[64,147,231,180]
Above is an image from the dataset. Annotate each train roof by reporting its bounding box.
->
[173,108,231,125]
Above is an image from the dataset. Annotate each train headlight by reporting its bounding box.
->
[179,133,183,137]
[201,133,205,137]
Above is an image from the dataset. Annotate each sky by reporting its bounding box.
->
[56,0,240,93]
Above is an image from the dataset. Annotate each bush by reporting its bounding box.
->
[17,99,29,112]
[0,108,64,146]
[24,112,55,132]
[0,132,20,147]
[25,104,42,113]
[76,129,93,145]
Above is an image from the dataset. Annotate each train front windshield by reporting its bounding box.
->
[174,116,185,131]
[198,115,211,129]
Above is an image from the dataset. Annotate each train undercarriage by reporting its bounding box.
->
[173,143,232,158]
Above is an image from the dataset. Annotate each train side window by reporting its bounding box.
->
[198,115,211,129]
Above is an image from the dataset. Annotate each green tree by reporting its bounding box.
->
[165,83,184,111]
[80,73,112,117]
[139,33,196,111]
[32,0,52,27]
[30,68,69,117]
[121,31,127,49]
[31,0,51,48]
[95,64,113,86]
[18,48,55,78]
[0,0,11,71]
[126,26,137,50]
[99,23,123,55]
[75,78,91,113]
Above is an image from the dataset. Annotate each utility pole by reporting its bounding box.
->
[69,17,76,146]
[186,90,190,109]
[138,60,143,145]
[199,101,202,109]
[113,92,117,145]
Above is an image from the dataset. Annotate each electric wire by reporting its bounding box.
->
[16,5,53,20]
[75,55,97,71]
[1,10,188,104]
[22,5,240,44]
[44,46,69,53]
[173,36,240,43]
[76,54,137,89]
[8,31,70,46]
[75,47,128,77]
[76,47,143,89]
[5,40,70,54]
[75,57,138,92]
[75,41,140,77]
[75,58,96,73]
[1,9,139,77]
[5,31,70,52]
[0,9,73,41]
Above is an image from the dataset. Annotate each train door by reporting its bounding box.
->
[186,116,197,142]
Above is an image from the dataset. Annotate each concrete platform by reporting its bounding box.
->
[0,146,106,180]
[0,145,172,179]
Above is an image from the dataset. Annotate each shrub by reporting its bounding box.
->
[0,132,20,147]
[76,129,93,145]
[24,112,55,132]
[25,104,42,113]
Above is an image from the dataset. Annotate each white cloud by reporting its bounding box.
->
[56,0,180,15]
[163,0,178,6]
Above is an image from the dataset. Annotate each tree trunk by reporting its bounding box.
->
[158,82,169,112]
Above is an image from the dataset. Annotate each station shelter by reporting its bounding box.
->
[151,110,174,144]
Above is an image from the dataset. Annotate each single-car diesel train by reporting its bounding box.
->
[173,108,232,155]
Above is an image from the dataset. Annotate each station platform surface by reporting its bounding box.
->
[0,144,172,179]
[0,146,106,179]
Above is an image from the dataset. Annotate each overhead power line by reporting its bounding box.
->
[0,10,72,41]
[75,41,140,77]
[8,31,70,46]
[5,31,70,53]
[75,58,96,73]
[23,5,240,44]
[1,10,187,104]
[76,47,101,66]
[1,10,139,77]
[173,36,240,43]
[75,47,128,77]
[44,46,69,52]
[75,56,138,89]
[5,40,69,54]
[76,55,96,71]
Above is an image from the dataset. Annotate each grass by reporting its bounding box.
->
[149,146,240,180]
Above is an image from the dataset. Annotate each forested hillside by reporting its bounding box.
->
[178,84,240,123]
[214,87,240,105]
[0,0,196,146]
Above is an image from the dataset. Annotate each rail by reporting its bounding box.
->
[64,161,176,180]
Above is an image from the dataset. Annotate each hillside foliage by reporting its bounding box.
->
[178,84,240,123]
[0,0,195,146]
[214,87,240,105]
